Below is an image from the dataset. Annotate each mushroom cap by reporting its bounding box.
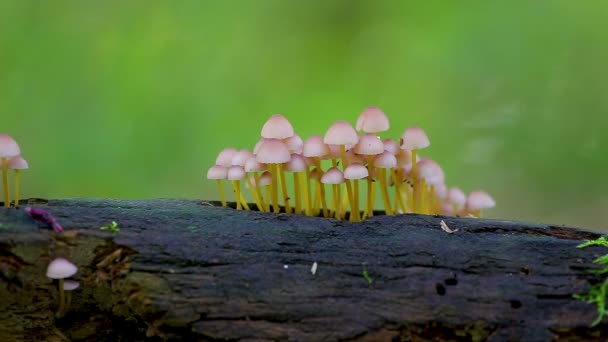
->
[207,165,227,180]
[255,139,291,164]
[383,139,399,155]
[261,114,294,139]
[285,135,303,154]
[323,121,359,146]
[258,171,273,186]
[321,167,345,184]
[344,163,369,180]
[466,191,496,211]
[227,166,246,181]
[231,149,253,167]
[356,106,390,133]
[434,183,448,200]
[285,154,307,172]
[417,159,445,185]
[448,187,467,210]
[0,134,20,158]
[302,135,329,158]
[373,152,397,169]
[46,257,78,279]
[354,134,384,156]
[7,155,29,170]
[344,150,366,165]
[244,156,266,172]
[400,126,430,150]
[63,280,80,291]
[215,148,238,167]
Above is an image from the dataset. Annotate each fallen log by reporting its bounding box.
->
[0,198,605,341]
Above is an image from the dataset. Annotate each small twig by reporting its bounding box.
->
[440,220,458,234]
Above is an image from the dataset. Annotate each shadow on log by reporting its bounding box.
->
[0,198,606,341]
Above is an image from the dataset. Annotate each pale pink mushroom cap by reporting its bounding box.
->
[373,152,397,169]
[231,149,253,167]
[207,165,227,180]
[344,163,369,180]
[285,135,303,154]
[417,159,445,185]
[440,202,454,215]
[285,154,307,172]
[258,171,273,186]
[321,167,345,184]
[355,106,390,133]
[46,257,78,279]
[400,126,430,150]
[302,135,329,159]
[215,148,238,167]
[434,183,448,199]
[448,187,467,210]
[255,139,291,164]
[261,114,294,139]
[323,121,359,146]
[354,134,384,156]
[253,139,264,155]
[227,166,246,181]
[466,191,496,211]
[63,280,80,291]
[0,134,21,158]
[7,156,29,170]
[244,156,266,173]
[383,139,399,155]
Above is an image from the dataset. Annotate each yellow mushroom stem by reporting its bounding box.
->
[216,180,227,207]
[353,179,360,221]
[406,183,414,213]
[419,178,427,214]
[428,184,436,215]
[13,170,20,208]
[332,184,340,219]
[365,156,374,218]
[377,168,393,215]
[317,180,329,218]
[57,278,65,318]
[277,164,291,214]
[270,164,280,213]
[344,178,356,222]
[341,189,349,218]
[253,173,267,212]
[1,157,8,208]
[246,176,263,211]
[239,192,250,211]
[392,169,407,214]
[304,168,313,216]
[339,145,356,220]
[293,172,302,214]
[411,150,418,213]
[232,180,243,210]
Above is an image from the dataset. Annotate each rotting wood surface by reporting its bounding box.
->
[0,198,605,341]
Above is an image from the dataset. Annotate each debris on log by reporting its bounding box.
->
[0,198,605,341]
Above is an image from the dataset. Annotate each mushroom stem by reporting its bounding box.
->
[392,169,407,213]
[216,180,227,207]
[339,145,356,220]
[411,149,418,213]
[232,181,243,210]
[270,164,280,213]
[332,184,340,219]
[344,178,356,222]
[377,168,393,215]
[304,168,312,216]
[57,278,65,318]
[66,291,72,313]
[429,184,436,215]
[239,192,250,211]
[293,172,302,214]
[353,179,360,221]
[277,164,292,214]
[317,180,329,218]
[313,180,321,216]
[365,156,374,218]
[419,178,427,214]
[1,157,8,208]
[253,173,267,212]
[13,170,20,208]
[246,177,263,211]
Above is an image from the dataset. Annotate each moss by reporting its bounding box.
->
[575,236,608,327]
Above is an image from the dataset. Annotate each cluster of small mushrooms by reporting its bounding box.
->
[0,134,29,208]
[46,257,79,318]
[207,107,495,222]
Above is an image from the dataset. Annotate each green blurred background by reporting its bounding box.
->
[1,1,606,229]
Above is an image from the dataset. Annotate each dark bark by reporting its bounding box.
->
[0,198,605,341]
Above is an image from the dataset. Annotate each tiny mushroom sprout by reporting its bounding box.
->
[0,134,21,208]
[46,257,78,318]
[400,126,430,213]
[7,155,28,208]
[63,280,80,313]
[466,190,496,217]
[206,108,495,221]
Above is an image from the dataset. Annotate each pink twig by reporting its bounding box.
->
[24,207,64,232]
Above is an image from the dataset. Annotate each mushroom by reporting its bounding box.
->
[244,156,268,211]
[354,134,384,219]
[7,155,28,208]
[285,154,308,215]
[344,163,369,221]
[227,166,250,210]
[255,139,291,213]
[0,134,20,208]
[447,187,467,215]
[466,190,495,217]
[399,127,430,213]
[309,167,328,217]
[321,167,345,219]
[302,135,329,216]
[63,280,80,313]
[46,257,78,317]
[373,152,397,215]
[417,159,445,215]
[206,165,228,206]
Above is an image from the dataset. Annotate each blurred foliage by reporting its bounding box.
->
[1,1,606,229]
